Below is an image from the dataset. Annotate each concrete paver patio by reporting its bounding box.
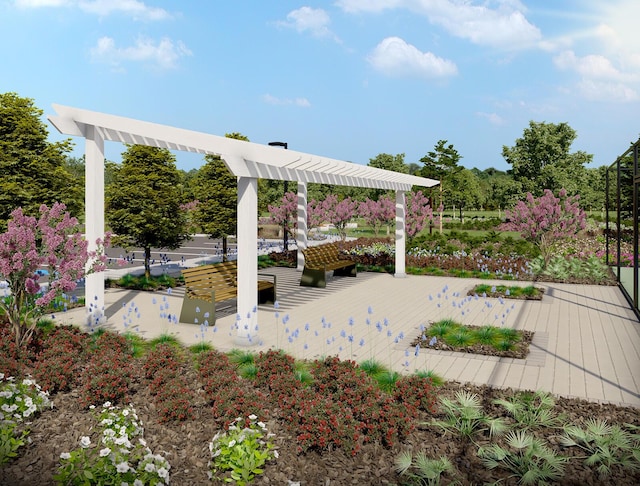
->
[57,266,640,408]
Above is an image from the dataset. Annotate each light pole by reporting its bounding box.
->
[268,141,289,251]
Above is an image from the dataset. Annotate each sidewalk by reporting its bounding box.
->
[57,265,640,408]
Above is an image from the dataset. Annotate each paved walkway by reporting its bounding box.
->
[57,266,640,408]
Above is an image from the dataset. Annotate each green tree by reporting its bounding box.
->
[448,168,482,222]
[368,153,408,173]
[191,133,248,259]
[0,92,82,230]
[106,145,188,278]
[502,121,592,196]
[419,140,463,231]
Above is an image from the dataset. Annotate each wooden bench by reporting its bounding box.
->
[179,261,276,324]
[300,242,357,288]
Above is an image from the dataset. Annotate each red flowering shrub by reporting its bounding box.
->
[210,384,269,427]
[154,377,195,422]
[393,375,438,413]
[143,343,196,422]
[33,326,89,393]
[197,350,238,393]
[79,331,134,407]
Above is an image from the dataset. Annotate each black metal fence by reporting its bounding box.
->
[606,138,640,318]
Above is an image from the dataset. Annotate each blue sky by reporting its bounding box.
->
[1,0,639,172]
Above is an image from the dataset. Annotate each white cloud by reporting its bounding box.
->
[367,36,457,79]
[15,0,70,6]
[337,0,541,49]
[79,0,170,20]
[277,7,341,42]
[335,0,402,14]
[262,94,311,108]
[14,0,171,20]
[577,80,639,103]
[553,49,639,102]
[553,50,632,82]
[90,36,192,70]
[476,112,505,126]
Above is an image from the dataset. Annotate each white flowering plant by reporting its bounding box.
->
[55,402,171,485]
[0,373,52,464]
[209,415,278,485]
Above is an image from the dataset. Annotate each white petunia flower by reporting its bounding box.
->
[80,436,91,448]
[157,467,168,478]
[60,452,71,460]
[228,439,236,448]
[145,463,156,473]
[248,414,257,420]
[116,462,129,473]
[134,480,144,486]
[99,447,111,457]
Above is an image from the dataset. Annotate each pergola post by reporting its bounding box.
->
[84,125,106,328]
[235,176,259,345]
[297,182,307,271]
[394,190,406,278]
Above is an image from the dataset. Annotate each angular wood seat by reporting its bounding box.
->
[300,242,357,288]
[179,261,275,324]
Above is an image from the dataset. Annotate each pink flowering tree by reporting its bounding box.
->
[500,188,586,265]
[358,196,396,236]
[307,199,327,235]
[268,192,297,239]
[179,199,200,235]
[322,194,358,240]
[0,203,109,347]
[406,191,435,238]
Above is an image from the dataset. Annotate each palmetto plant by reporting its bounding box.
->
[431,391,507,442]
[494,390,563,430]
[478,430,567,485]
[394,451,461,485]
[560,418,640,477]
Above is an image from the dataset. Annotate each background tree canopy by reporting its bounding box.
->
[0,92,82,230]
[105,144,189,278]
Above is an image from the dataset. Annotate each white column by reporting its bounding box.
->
[297,182,307,271]
[84,125,106,328]
[395,190,406,278]
[235,176,259,345]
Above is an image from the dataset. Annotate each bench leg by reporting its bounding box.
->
[258,286,276,304]
[179,293,216,325]
[334,264,357,277]
[300,267,327,288]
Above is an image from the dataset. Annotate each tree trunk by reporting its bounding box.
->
[144,246,151,279]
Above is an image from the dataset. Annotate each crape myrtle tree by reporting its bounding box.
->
[190,133,249,261]
[358,195,395,236]
[267,193,328,238]
[106,145,189,278]
[0,92,83,230]
[0,203,108,347]
[500,188,586,266]
[405,191,435,239]
[322,195,358,240]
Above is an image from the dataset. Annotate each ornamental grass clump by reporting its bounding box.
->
[431,390,507,443]
[394,451,461,486]
[0,374,51,464]
[560,418,640,478]
[55,402,171,486]
[478,430,567,485]
[494,390,563,430]
[208,415,278,485]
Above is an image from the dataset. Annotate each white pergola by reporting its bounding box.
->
[48,104,439,344]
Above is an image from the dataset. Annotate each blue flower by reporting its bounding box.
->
[414,344,420,356]
[429,336,437,346]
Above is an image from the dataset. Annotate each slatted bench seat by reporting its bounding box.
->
[300,242,357,288]
[179,261,276,324]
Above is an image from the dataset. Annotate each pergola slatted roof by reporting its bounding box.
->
[49,104,438,191]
